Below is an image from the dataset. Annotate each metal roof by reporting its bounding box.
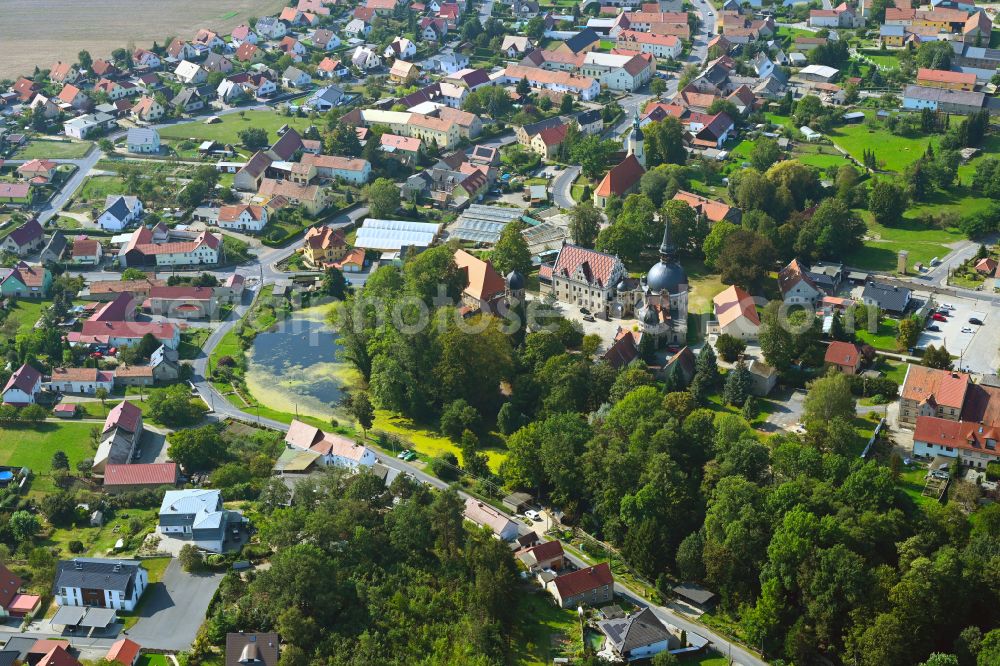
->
[355,218,441,250]
[52,605,116,628]
[451,204,527,244]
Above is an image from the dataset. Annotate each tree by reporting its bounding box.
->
[20,404,47,424]
[178,544,204,572]
[516,76,530,95]
[121,267,147,281]
[869,179,908,226]
[559,93,574,114]
[715,229,775,287]
[568,202,602,247]
[367,178,400,218]
[723,359,752,407]
[897,316,922,351]
[497,402,523,436]
[803,370,855,425]
[491,219,532,277]
[350,391,375,438]
[651,652,679,666]
[750,136,782,171]
[571,135,618,180]
[439,398,480,440]
[77,50,93,70]
[149,385,206,426]
[644,116,686,167]
[9,511,40,543]
[321,266,347,300]
[696,344,719,386]
[51,450,69,471]
[167,424,229,471]
[238,127,269,151]
[923,344,953,370]
[650,77,667,96]
[715,334,747,363]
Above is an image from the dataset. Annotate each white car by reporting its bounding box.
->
[525,510,542,522]
[961,327,974,334]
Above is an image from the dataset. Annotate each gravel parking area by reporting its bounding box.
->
[127,559,223,650]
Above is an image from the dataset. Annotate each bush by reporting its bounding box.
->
[715,334,747,363]
[68,540,84,554]
[429,453,460,482]
[242,543,272,560]
[848,375,899,398]
[987,461,1000,481]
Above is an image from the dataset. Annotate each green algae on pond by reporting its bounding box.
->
[245,305,360,420]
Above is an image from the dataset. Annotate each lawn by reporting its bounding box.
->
[157,110,315,145]
[828,120,936,173]
[875,358,909,385]
[846,213,964,272]
[2,299,48,339]
[858,50,901,71]
[513,592,583,665]
[684,260,726,315]
[854,317,900,351]
[570,173,592,203]
[78,175,127,202]
[899,465,941,508]
[794,151,851,170]
[373,410,506,471]
[179,328,211,360]
[136,654,171,666]
[14,139,92,159]
[44,509,159,559]
[0,422,97,494]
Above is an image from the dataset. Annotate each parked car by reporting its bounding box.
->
[926,324,940,332]
[525,510,542,522]
[582,314,596,322]
[969,317,984,325]
[580,307,591,315]
[962,327,974,334]
[931,313,947,321]
[397,449,411,459]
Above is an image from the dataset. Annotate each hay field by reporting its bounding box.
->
[0,0,287,80]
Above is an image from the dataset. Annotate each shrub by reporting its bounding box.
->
[67,540,84,554]
[715,334,747,363]
[429,453,460,482]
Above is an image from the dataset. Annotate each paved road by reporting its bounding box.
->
[24,148,103,224]
[552,165,581,209]
[126,559,224,650]
[920,238,982,287]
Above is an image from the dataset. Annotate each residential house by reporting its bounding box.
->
[170,88,205,114]
[231,24,258,46]
[1,364,42,406]
[12,77,40,102]
[302,226,347,268]
[40,232,68,264]
[235,43,265,64]
[147,286,219,319]
[225,634,279,666]
[344,18,372,39]
[317,58,349,79]
[598,607,677,661]
[127,128,160,154]
[380,134,422,165]
[203,54,234,75]
[385,37,417,60]
[777,259,823,307]
[516,540,566,573]
[903,85,987,115]
[0,263,52,299]
[97,196,144,232]
[235,152,273,192]
[131,49,161,69]
[49,61,79,84]
[552,28,601,56]
[501,36,534,58]
[281,66,311,89]
[119,227,221,268]
[672,190,740,225]
[167,38,198,61]
[389,60,419,84]
[106,639,141,666]
[501,65,600,101]
[93,400,144,475]
[712,285,760,340]
[278,37,308,62]
[334,247,366,272]
[351,46,382,70]
[17,160,57,185]
[130,96,165,123]
[463,498,518,540]
[256,16,288,40]
[419,17,448,41]
[218,204,268,232]
[577,108,603,134]
[0,563,39,618]
[174,61,207,86]
[71,238,104,265]
[63,112,115,139]
[0,219,45,256]
[689,112,735,149]
[158,489,240,552]
[284,419,377,468]
[53,559,147,611]
[615,30,682,59]
[899,365,970,428]
[916,67,977,91]
[312,29,341,51]
[581,52,654,92]
[825,340,863,375]
[57,84,90,111]
[46,368,114,395]
[545,563,614,608]
[594,154,645,208]
[258,179,331,216]
[861,279,912,315]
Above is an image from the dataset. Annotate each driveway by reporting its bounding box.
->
[763,388,806,432]
[552,165,581,210]
[127,559,224,650]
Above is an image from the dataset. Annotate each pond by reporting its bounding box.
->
[245,304,359,419]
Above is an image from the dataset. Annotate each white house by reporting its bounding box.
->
[344,18,372,39]
[598,608,676,661]
[351,46,382,70]
[463,498,518,541]
[54,559,148,612]
[1,364,41,406]
[712,285,761,341]
[305,85,345,111]
[256,16,288,40]
[63,112,117,140]
[281,66,312,88]
[217,204,268,232]
[301,154,372,185]
[127,127,160,154]
[384,36,417,60]
[158,489,239,553]
[778,259,822,307]
[580,52,654,92]
[284,420,378,470]
[752,53,775,79]
[46,367,115,395]
[98,196,144,232]
[174,60,207,85]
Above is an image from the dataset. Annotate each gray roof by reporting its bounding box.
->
[862,280,911,312]
[172,88,202,108]
[127,127,159,145]
[672,582,716,605]
[54,558,143,593]
[564,28,600,54]
[102,196,132,223]
[598,607,673,656]
[903,84,985,108]
[452,204,526,244]
[1,638,36,661]
[41,231,67,260]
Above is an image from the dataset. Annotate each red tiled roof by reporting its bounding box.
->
[3,364,41,397]
[103,463,178,487]
[106,639,141,666]
[0,563,22,609]
[824,341,860,368]
[524,539,564,561]
[713,285,759,328]
[603,330,639,369]
[777,259,818,296]
[595,154,645,198]
[103,400,142,434]
[149,286,214,301]
[552,244,622,289]
[38,646,81,666]
[902,366,969,410]
[672,190,733,223]
[917,68,976,86]
[552,562,613,598]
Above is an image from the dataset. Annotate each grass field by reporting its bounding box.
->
[178,328,210,360]
[847,214,964,272]
[858,50,901,70]
[158,111,315,146]
[899,465,941,508]
[514,592,582,665]
[829,122,935,173]
[44,508,159,558]
[684,260,726,315]
[136,654,171,666]
[78,175,127,202]
[2,299,48,338]
[0,0,288,79]
[0,422,97,494]
[854,316,900,351]
[14,139,92,159]
[373,410,506,471]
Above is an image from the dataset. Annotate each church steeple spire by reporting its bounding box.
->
[659,215,675,260]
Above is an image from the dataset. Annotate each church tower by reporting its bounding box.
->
[627,112,645,168]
